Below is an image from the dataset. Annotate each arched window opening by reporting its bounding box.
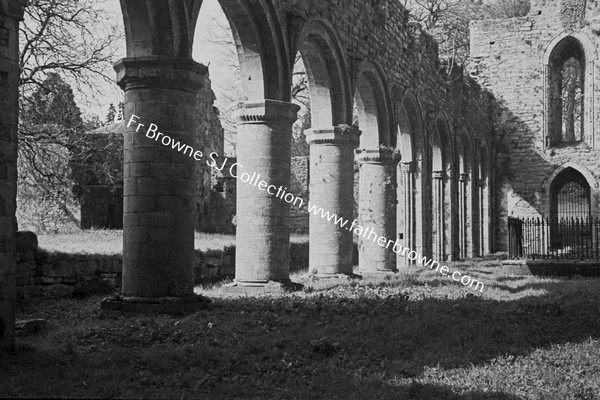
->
[548,36,586,146]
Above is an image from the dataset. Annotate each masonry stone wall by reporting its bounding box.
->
[0,0,21,352]
[15,231,321,301]
[469,0,600,251]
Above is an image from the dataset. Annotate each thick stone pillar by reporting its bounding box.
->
[232,100,300,287]
[398,162,415,270]
[305,126,360,276]
[432,171,445,261]
[356,148,400,274]
[0,2,22,352]
[458,173,469,259]
[108,57,206,309]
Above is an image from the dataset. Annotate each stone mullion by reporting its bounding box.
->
[356,148,400,274]
[233,100,300,285]
[305,126,360,276]
[115,56,206,303]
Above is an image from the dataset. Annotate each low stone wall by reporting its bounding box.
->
[502,259,600,277]
[16,231,319,301]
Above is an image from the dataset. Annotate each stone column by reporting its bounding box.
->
[112,56,205,308]
[398,162,414,270]
[477,178,485,256]
[232,100,300,287]
[479,178,489,256]
[0,2,22,351]
[306,126,360,276]
[458,173,469,259]
[432,171,445,261]
[356,148,400,274]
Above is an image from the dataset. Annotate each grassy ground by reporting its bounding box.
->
[37,230,308,255]
[3,260,600,399]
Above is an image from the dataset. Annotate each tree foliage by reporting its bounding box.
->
[402,0,530,66]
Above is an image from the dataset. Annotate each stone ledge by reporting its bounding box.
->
[100,294,211,315]
[221,280,303,295]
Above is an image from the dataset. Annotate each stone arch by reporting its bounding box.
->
[430,114,453,260]
[120,0,292,101]
[297,18,352,128]
[431,113,452,172]
[354,61,392,148]
[395,89,426,265]
[543,31,596,148]
[543,161,599,193]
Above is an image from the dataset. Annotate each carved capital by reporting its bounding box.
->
[400,161,414,174]
[432,170,445,180]
[355,147,401,165]
[114,56,207,93]
[305,125,361,146]
[234,100,300,126]
[459,173,469,182]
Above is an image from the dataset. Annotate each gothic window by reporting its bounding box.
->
[548,36,586,146]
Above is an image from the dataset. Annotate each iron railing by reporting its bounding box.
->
[508,216,600,260]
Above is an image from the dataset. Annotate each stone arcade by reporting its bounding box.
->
[5,0,598,351]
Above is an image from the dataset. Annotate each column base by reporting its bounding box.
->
[358,269,397,276]
[302,273,362,281]
[100,293,210,316]
[221,280,303,295]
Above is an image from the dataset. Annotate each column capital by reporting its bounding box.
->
[432,170,445,180]
[476,178,485,188]
[234,100,300,125]
[114,56,208,92]
[400,161,414,174]
[355,147,401,165]
[459,172,469,182]
[305,125,361,146]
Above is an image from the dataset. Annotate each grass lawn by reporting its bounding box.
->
[3,260,600,399]
[36,230,308,255]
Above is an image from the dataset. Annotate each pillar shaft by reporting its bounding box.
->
[356,148,400,274]
[433,171,445,261]
[398,162,414,269]
[458,173,469,259]
[116,56,206,302]
[234,100,300,283]
[0,4,23,352]
[306,126,360,275]
[479,178,488,256]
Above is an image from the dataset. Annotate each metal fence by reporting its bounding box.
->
[508,217,600,260]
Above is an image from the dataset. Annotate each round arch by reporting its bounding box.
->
[354,61,393,148]
[120,0,293,101]
[297,18,352,128]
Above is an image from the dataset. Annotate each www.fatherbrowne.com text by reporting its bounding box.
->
[123,114,485,292]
